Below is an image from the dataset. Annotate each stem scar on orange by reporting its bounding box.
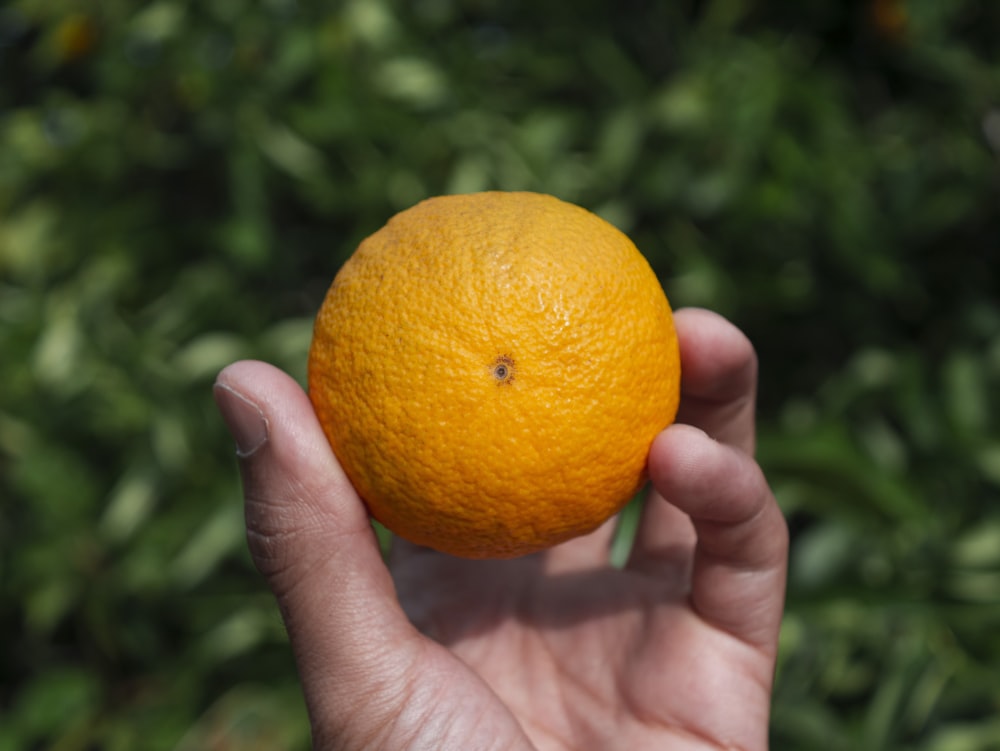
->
[307,191,680,559]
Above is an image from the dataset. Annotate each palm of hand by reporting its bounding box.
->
[392,514,774,751]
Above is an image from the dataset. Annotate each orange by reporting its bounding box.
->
[308,192,680,559]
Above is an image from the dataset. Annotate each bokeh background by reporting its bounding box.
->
[2,0,999,748]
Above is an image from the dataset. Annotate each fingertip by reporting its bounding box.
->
[215,359,286,395]
[648,423,771,530]
[673,309,758,403]
[213,378,270,458]
[214,360,312,425]
[673,307,753,353]
[647,423,713,495]
[214,360,340,480]
[669,309,758,452]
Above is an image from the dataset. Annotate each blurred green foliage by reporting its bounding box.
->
[2,0,999,748]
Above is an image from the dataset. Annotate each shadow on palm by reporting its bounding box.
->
[391,527,694,641]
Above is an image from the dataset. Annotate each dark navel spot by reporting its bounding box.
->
[492,354,515,385]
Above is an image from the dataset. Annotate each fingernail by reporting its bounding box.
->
[213,383,269,458]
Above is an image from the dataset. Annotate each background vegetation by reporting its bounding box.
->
[2,0,998,748]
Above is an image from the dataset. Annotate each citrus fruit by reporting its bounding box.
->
[308,191,680,559]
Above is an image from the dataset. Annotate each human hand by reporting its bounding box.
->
[214,308,788,750]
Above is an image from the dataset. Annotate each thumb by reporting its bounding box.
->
[213,360,421,740]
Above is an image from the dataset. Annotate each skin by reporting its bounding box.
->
[214,308,789,750]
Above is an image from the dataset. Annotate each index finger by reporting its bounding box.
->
[648,424,788,651]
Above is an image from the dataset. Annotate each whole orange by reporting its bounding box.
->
[308,192,680,559]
